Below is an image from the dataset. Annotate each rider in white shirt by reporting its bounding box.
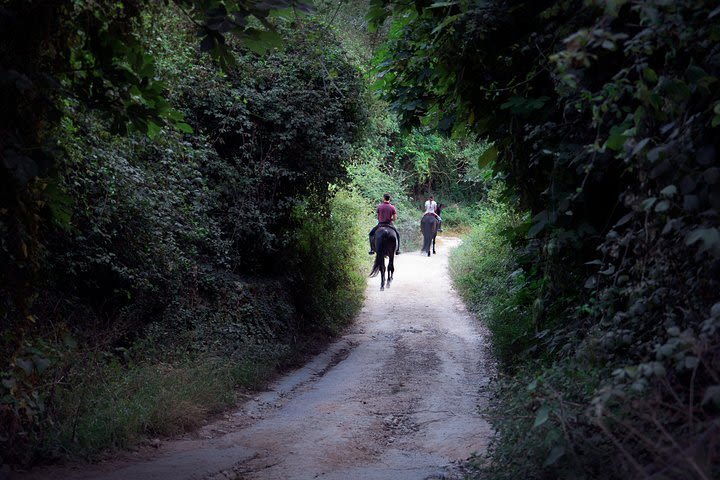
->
[424,196,437,215]
[424,195,442,231]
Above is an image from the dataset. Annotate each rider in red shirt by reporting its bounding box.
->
[369,193,401,255]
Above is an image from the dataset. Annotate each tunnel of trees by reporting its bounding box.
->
[1,0,718,478]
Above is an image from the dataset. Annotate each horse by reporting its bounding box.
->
[369,225,397,290]
[420,212,439,257]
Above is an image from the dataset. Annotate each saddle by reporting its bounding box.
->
[372,223,396,245]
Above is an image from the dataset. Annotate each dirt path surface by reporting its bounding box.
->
[17,236,494,480]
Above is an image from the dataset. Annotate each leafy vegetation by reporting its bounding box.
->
[449,187,534,364]
[0,2,369,464]
[6,0,717,476]
[374,0,720,477]
[346,102,491,247]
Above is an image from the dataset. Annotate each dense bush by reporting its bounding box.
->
[285,188,370,333]
[1,0,299,345]
[376,0,720,477]
[165,14,366,271]
[449,189,534,364]
[451,194,613,478]
[394,130,490,202]
[0,4,369,464]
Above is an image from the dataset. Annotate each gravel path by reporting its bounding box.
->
[16,236,494,480]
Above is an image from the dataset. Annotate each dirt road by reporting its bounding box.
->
[19,236,494,480]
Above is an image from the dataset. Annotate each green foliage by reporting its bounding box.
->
[155,12,366,269]
[439,203,483,230]
[474,361,607,480]
[287,188,370,333]
[450,187,534,364]
[54,116,224,294]
[347,149,411,205]
[0,0,315,352]
[376,0,720,477]
[396,130,491,201]
[345,94,491,246]
[314,0,384,65]
[0,3,370,465]
[347,148,420,249]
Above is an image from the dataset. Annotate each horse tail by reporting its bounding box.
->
[369,230,387,277]
[421,216,433,252]
[369,249,383,277]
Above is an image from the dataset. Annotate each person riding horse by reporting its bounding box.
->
[424,195,442,232]
[369,193,401,255]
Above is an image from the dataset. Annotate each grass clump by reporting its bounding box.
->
[45,349,282,459]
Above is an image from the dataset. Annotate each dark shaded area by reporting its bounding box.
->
[373,0,720,477]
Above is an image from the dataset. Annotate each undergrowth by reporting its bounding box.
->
[449,189,532,365]
[347,152,421,249]
[45,352,274,459]
[449,193,612,478]
[28,185,367,462]
[378,1,720,476]
[452,186,720,479]
[440,203,483,232]
[1,3,371,464]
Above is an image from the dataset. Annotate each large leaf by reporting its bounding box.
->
[528,211,549,238]
[533,405,551,428]
[500,96,550,116]
[543,444,566,467]
[478,145,498,168]
[604,123,631,151]
[686,227,720,256]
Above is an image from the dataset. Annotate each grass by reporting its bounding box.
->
[447,196,612,480]
[442,225,472,237]
[448,203,535,365]
[45,347,286,459]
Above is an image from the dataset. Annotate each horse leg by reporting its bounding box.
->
[380,257,386,290]
[432,232,436,254]
[387,254,394,288]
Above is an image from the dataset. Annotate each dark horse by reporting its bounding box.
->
[420,203,442,257]
[369,225,397,290]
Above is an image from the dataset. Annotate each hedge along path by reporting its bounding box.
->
[18,237,494,480]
